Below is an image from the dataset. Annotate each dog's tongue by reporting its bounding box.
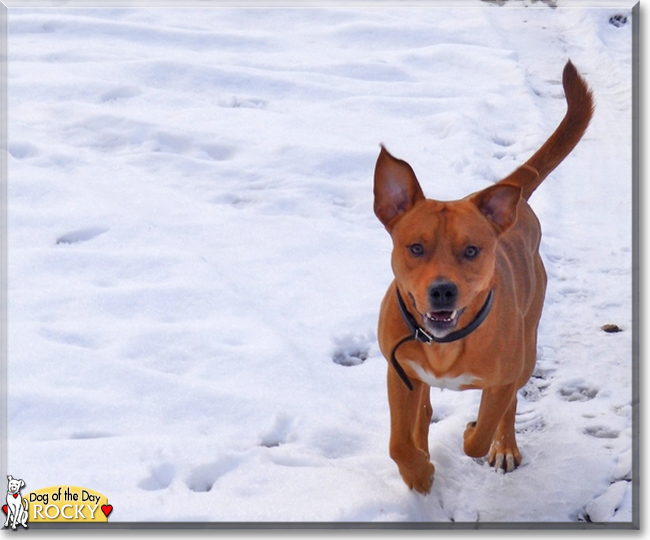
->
[429,311,454,322]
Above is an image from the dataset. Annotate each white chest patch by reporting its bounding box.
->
[408,362,479,391]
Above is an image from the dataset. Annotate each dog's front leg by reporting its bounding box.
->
[487,396,522,472]
[388,368,434,494]
[463,383,517,462]
[17,503,27,528]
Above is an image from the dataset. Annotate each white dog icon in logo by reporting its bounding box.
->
[3,475,28,530]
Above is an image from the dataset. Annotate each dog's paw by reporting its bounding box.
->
[487,437,522,473]
[462,421,490,458]
[488,452,520,473]
[463,421,522,472]
[392,446,434,494]
[399,458,435,495]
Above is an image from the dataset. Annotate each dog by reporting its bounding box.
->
[4,476,28,529]
[373,61,593,493]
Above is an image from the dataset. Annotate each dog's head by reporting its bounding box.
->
[7,476,25,495]
[374,146,521,339]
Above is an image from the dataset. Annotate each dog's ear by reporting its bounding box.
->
[7,475,12,481]
[373,146,425,231]
[19,480,24,488]
[471,183,522,234]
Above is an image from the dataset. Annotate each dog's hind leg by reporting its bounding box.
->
[463,383,518,461]
[20,502,28,528]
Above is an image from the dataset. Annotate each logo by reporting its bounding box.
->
[3,476,28,530]
[2,476,113,526]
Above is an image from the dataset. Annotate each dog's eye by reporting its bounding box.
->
[463,245,480,259]
[408,243,424,257]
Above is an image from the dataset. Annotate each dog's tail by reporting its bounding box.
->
[498,60,594,201]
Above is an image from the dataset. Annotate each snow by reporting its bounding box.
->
[5,2,636,526]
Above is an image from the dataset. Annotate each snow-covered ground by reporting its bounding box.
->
[5,2,636,525]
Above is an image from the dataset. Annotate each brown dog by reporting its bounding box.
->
[374,61,593,494]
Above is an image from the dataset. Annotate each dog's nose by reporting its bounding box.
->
[428,281,458,310]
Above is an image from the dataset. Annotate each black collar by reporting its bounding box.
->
[390,287,494,391]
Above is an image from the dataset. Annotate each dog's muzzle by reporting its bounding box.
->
[425,280,462,336]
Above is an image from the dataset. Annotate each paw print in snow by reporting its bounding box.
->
[558,379,599,402]
[331,332,372,367]
[609,14,628,28]
[584,425,619,439]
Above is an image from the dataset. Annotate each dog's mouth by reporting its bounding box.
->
[423,309,464,336]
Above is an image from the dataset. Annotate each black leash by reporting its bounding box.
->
[390,287,494,391]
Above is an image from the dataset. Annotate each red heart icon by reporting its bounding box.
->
[13,494,18,499]
[2,504,7,514]
[101,504,113,518]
